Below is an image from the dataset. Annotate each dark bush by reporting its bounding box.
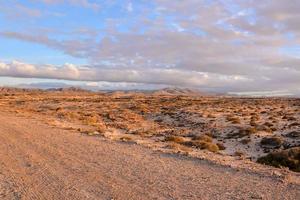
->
[257,147,300,172]
[285,131,300,139]
[260,137,283,148]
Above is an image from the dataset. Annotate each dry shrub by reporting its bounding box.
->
[234,151,244,157]
[250,120,258,126]
[255,125,272,133]
[191,141,219,152]
[167,143,192,152]
[250,114,260,121]
[84,115,98,125]
[240,138,251,144]
[260,137,283,148]
[285,131,300,139]
[227,127,256,139]
[207,114,216,118]
[184,136,219,152]
[192,135,213,143]
[83,131,103,137]
[288,122,300,128]
[164,136,185,144]
[263,122,274,127]
[120,136,133,141]
[216,142,226,150]
[226,116,241,124]
[257,147,300,172]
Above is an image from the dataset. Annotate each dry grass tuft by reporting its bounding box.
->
[164,136,185,144]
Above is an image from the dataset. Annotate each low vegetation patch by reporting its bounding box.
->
[226,116,241,124]
[216,142,226,150]
[255,125,272,133]
[257,147,300,172]
[184,135,219,153]
[164,136,185,144]
[285,131,300,139]
[226,127,256,139]
[192,134,213,142]
[260,137,283,148]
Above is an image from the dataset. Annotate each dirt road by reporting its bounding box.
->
[0,111,299,200]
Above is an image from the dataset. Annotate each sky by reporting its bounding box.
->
[0,0,300,95]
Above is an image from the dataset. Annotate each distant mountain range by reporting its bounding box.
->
[1,82,298,97]
[0,85,216,97]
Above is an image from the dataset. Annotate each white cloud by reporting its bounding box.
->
[0,60,252,89]
[126,2,133,12]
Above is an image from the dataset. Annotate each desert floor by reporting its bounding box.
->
[0,89,299,199]
[0,111,299,200]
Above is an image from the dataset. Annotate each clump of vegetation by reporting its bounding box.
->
[184,134,219,152]
[245,127,257,134]
[263,122,274,127]
[84,115,98,125]
[255,125,272,133]
[164,136,185,144]
[250,114,260,121]
[120,136,133,142]
[83,131,103,137]
[216,142,226,150]
[288,122,300,128]
[240,138,251,144]
[260,136,283,148]
[192,134,213,142]
[286,116,297,121]
[207,114,216,118]
[250,120,258,126]
[285,131,300,139]
[167,143,191,153]
[226,116,241,124]
[234,151,244,157]
[191,141,219,152]
[257,147,300,172]
[226,127,256,139]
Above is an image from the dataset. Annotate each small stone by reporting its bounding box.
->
[272,170,282,177]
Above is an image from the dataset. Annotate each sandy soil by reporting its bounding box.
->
[0,111,299,200]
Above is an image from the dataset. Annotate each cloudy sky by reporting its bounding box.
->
[0,0,299,95]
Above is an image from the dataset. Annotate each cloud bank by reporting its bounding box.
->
[0,0,300,95]
[0,60,251,89]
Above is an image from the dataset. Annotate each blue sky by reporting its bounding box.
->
[0,0,299,95]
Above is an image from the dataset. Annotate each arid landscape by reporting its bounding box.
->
[0,87,299,199]
[2,0,300,199]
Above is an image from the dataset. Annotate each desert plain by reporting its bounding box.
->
[0,87,299,199]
